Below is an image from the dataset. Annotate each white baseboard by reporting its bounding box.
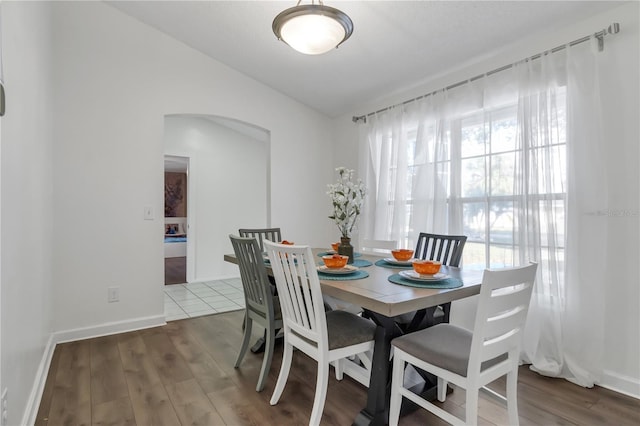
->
[600,369,640,399]
[53,314,166,344]
[22,314,166,425]
[188,274,240,283]
[21,334,56,426]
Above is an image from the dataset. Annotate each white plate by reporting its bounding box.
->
[399,270,448,281]
[318,265,359,275]
[383,257,415,266]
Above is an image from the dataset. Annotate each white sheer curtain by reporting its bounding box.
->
[360,37,606,387]
[360,86,478,249]
[519,39,607,387]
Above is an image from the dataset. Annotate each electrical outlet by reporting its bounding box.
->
[1,388,8,426]
[108,287,119,303]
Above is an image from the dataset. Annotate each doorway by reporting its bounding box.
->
[164,155,189,285]
[163,114,270,284]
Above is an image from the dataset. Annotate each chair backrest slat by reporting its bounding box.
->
[414,233,467,266]
[469,263,537,372]
[483,306,529,341]
[480,331,523,362]
[265,241,328,350]
[239,228,282,252]
[485,284,533,317]
[229,234,273,317]
[280,255,306,326]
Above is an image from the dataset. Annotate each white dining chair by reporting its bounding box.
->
[389,262,538,426]
[264,240,377,426]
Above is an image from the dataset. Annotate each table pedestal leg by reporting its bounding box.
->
[353,312,396,426]
[352,310,444,425]
[250,336,266,353]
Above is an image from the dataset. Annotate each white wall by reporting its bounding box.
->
[164,115,269,281]
[596,3,640,398]
[0,2,54,425]
[50,0,335,335]
[0,0,338,419]
[332,2,640,397]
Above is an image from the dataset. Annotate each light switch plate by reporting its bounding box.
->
[108,287,119,303]
[144,205,154,220]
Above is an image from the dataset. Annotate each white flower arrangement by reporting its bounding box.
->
[327,167,366,238]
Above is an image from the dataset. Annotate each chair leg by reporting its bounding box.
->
[270,341,293,405]
[465,387,479,425]
[334,359,344,380]
[506,368,520,426]
[234,315,252,368]
[437,376,447,402]
[256,325,275,392]
[309,361,330,426]
[389,352,405,426]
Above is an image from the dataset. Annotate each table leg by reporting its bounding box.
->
[250,336,266,353]
[353,312,398,426]
[352,309,445,425]
[251,329,283,353]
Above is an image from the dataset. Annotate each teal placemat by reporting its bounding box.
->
[319,258,372,268]
[317,270,369,281]
[374,259,413,269]
[318,251,362,258]
[388,273,463,289]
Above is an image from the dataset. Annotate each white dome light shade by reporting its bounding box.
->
[280,14,345,55]
[273,4,354,55]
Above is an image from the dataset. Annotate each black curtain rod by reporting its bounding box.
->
[352,23,620,124]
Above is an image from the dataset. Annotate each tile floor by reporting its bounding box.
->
[164,278,245,321]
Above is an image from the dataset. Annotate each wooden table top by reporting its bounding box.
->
[224,248,483,318]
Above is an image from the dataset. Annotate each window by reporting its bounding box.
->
[379,89,567,275]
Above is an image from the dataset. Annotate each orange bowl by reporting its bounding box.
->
[391,249,414,261]
[323,254,349,269]
[412,260,442,275]
[331,242,340,252]
[280,240,294,245]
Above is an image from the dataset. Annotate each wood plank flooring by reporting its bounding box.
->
[36,310,640,425]
[165,257,186,285]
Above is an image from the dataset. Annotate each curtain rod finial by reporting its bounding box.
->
[352,115,366,124]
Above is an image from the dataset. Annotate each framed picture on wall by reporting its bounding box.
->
[165,172,187,217]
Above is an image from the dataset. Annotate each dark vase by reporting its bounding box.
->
[338,237,354,264]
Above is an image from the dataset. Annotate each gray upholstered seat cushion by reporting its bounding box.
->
[391,323,506,377]
[326,310,376,350]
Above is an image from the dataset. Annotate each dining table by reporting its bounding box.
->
[224,247,483,426]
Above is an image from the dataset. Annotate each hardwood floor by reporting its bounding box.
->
[36,310,640,426]
[165,256,186,285]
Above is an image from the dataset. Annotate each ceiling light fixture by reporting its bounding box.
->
[272,0,353,55]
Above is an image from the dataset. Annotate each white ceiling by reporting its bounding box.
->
[108,1,623,118]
